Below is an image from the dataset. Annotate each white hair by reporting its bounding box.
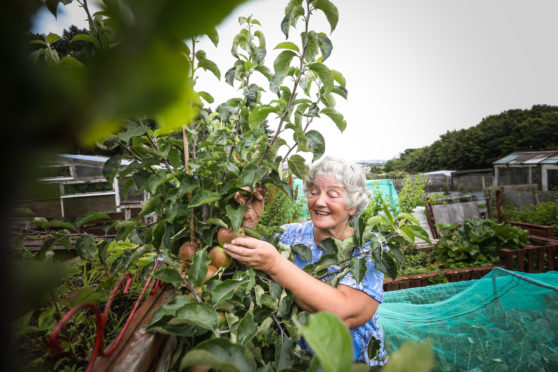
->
[303,156,372,221]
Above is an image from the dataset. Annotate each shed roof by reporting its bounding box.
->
[493,151,558,165]
[59,154,134,166]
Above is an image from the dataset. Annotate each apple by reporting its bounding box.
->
[202,264,218,284]
[179,241,199,262]
[208,246,232,268]
[216,227,245,245]
[217,311,226,327]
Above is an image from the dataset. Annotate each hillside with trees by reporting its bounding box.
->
[384,105,558,173]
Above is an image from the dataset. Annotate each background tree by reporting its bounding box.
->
[384,105,558,173]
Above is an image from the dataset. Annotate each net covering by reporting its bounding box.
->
[378,268,558,371]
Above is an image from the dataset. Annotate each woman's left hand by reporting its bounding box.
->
[224,236,282,273]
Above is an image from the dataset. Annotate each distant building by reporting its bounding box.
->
[15,154,147,219]
[493,150,558,191]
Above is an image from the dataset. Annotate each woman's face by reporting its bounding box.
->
[307,175,356,232]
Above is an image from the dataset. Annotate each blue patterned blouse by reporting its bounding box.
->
[278,220,388,366]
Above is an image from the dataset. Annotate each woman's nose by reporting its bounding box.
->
[314,193,327,206]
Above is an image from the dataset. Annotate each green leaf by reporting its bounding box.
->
[198,91,214,103]
[237,312,258,345]
[331,85,348,99]
[399,225,416,244]
[45,0,62,17]
[407,224,431,243]
[61,56,84,69]
[71,33,100,49]
[275,336,294,370]
[349,258,367,284]
[204,218,228,229]
[168,147,182,169]
[43,220,76,231]
[308,63,333,94]
[240,164,268,188]
[152,267,183,285]
[156,82,199,135]
[205,27,219,47]
[196,50,221,80]
[397,212,420,225]
[270,71,286,95]
[189,189,221,208]
[331,70,346,87]
[320,107,347,132]
[74,212,110,230]
[46,33,61,44]
[148,172,168,193]
[248,105,276,129]
[382,341,434,372]
[317,34,332,61]
[274,50,297,74]
[299,312,353,372]
[288,154,308,180]
[171,302,220,331]
[180,338,256,372]
[11,208,35,217]
[313,0,339,32]
[226,204,245,236]
[255,65,273,81]
[189,249,211,287]
[138,196,162,217]
[305,130,325,162]
[274,41,300,52]
[75,235,97,260]
[102,154,122,184]
[211,279,247,305]
[292,243,312,263]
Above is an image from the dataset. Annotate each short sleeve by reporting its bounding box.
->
[338,252,384,304]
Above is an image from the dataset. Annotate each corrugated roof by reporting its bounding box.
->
[59,154,134,166]
[493,151,558,165]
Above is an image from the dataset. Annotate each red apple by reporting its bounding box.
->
[217,227,245,245]
[208,246,232,268]
[179,241,199,262]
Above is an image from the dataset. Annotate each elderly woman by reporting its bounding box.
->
[223,156,387,366]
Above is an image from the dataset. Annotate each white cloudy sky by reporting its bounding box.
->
[32,0,558,162]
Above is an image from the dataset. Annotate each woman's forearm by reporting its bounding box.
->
[266,256,377,328]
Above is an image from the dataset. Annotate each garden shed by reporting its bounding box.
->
[16,154,146,218]
[493,150,558,191]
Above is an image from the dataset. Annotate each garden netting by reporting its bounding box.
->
[378,268,558,371]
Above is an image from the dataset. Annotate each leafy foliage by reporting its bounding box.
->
[260,184,306,226]
[502,199,558,232]
[434,219,529,267]
[397,174,429,213]
[384,105,558,172]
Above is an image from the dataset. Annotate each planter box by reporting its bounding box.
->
[508,221,556,239]
[500,240,558,273]
[383,266,498,292]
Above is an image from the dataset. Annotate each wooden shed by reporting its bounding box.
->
[493,150,558,191]
[16,154,147,219]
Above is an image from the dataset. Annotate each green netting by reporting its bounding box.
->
[378,268,558,371]
[293,178,399,218]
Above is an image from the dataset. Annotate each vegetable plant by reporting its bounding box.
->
[434,218,529,268]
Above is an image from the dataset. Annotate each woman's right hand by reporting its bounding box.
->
[234,184,267,229]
